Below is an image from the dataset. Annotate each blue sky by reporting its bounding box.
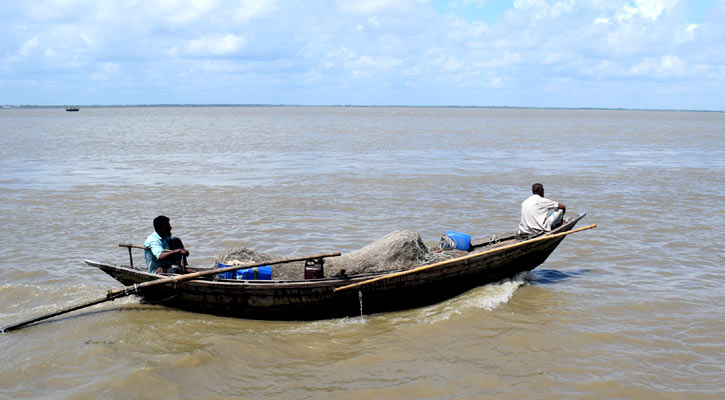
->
[1,0,722,110]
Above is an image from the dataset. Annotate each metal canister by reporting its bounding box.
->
[304,258,324,279]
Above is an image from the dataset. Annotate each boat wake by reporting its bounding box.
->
[468,272,530,311]
[252,273,534,336]
[384,272,532,325]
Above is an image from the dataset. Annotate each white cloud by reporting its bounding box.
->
[627,55,687,78]
[447,17,489,42]
[513,0,575,22]
[2,35,38,63]
[338,0,392,14]
[430,54,464,72]
[472,52,523,70]
[676,23,698,43]
[346,54,403,78]
[448,0,492,7]
[186,34,247,56]
[585,59,617,77]
[0,0,723,109]
[337,0,421,14]
[355,55,403,69]
[26,0,88,21]
[91,62,120,80]
[233,0,278,23]
[199,60,247,73]
[148,0,221,25]
[324,47,358,70]
[616,0,677,23]
[19,36,40,55]
[403,66,421,76]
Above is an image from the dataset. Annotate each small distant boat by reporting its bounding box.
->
[65,107,79,112]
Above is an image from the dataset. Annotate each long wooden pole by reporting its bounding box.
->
[2,252,340,333]
[333,224,597,293]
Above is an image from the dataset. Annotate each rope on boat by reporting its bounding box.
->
[144,293,179,304]
[125,280,179,305]
[121,273,180,304]
[169,275,179,295]
[122,283,140,297]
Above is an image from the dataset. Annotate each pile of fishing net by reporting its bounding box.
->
[324,230,429,278]
[214,229,464,280]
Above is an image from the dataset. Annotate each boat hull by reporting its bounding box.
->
[86,215,584,320]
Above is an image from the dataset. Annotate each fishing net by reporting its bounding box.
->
[215,247,278,265]
[324,229,430,277]
[214,229,450,280]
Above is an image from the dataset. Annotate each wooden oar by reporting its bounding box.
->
[2,252,341,333]
[334,224,597,293]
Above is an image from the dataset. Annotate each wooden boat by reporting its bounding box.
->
[65,107,79,112]
[85,214,589,320]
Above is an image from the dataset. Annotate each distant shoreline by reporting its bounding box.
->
[1,104,722,113]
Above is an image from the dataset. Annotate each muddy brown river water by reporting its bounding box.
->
[1,106,723,399]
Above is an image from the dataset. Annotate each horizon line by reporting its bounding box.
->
[1,104,722,113]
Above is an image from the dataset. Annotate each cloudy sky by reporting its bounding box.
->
[1,0,723,110]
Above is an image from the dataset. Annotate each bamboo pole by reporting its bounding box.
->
[2,252,340,333]
[333,224,597,293]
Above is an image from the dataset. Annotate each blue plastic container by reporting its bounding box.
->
[444,230,472,251]
[237,265,271,280]
[217,263,272,280]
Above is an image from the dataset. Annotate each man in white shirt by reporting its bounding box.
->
[518,183,566,235]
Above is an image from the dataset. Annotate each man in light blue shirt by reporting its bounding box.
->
[144,215,189,274]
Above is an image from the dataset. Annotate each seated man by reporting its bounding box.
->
[144,215,190,274]
[518,183,566,236]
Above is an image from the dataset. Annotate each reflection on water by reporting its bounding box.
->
[0,107,723,399]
